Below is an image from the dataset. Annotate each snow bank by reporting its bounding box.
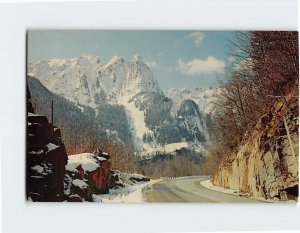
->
[93,182,149,203]
[93,173,157,203]
[201,179,243,196]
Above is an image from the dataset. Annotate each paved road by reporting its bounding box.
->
[145,177,259,203]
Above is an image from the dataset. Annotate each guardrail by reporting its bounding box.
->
[160,175,211,180]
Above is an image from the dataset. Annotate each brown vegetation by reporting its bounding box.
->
[205,31,299,174]
[138,152,205,179]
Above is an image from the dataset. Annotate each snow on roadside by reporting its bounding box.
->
[201,179,245,196]
[200,179,296,203]
[93,179,159,203]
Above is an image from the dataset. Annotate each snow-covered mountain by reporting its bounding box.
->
[164,87,220,115]
[28,54,162,107]
[177,99,207,142]
[28,55,215,156]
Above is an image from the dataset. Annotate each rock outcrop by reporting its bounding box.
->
[213,92,299,201]
[116,172,150,186]
[64,149,117,202]
[27,85,68,201]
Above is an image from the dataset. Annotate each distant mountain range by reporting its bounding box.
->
[28,55,217,156]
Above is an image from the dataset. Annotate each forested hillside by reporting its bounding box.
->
[28,55,211,156]
[206,31,299,200]
[28,76,138,173]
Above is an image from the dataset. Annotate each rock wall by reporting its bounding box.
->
[213,94,299,201]
[27,85,68,201]
[64,149,118,202]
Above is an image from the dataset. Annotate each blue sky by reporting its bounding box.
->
[28,30,237,89]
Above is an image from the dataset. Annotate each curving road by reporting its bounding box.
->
[145,177,259,203]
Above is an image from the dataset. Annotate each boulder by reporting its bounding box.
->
[129,175,151,183]
[64,150,116,201]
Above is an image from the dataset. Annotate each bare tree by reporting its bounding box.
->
[205,31,299,175]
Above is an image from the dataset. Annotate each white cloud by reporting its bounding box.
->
[177,56,225,76]
[146,61,158,69]
[165,66,173,74]
[186,32,205,46]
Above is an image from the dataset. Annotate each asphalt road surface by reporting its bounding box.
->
[145,177,259,203]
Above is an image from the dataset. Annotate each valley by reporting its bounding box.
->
[28,54,210,157]
[26,31,299,202]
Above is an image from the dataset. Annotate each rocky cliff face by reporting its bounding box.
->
[27,85,68,201]
[64,149,118,202]
[164,87,219,115]
[212,92,299,201]
[177,99,207,143]
[27,55,162,107]
[27,82,119,202]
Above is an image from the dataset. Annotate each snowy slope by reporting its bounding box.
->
[119,96,191,155]
[28,54,162,108]
[28,55,212,156]
[118,95,153,152]
[28,55,161,153]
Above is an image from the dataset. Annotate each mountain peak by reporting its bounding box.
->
[70,55,101,66]
[28,54,163,107]
[111,55,123,62]
[132,54,143,62]
[103,55,124,68]
[77,55,100,61]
